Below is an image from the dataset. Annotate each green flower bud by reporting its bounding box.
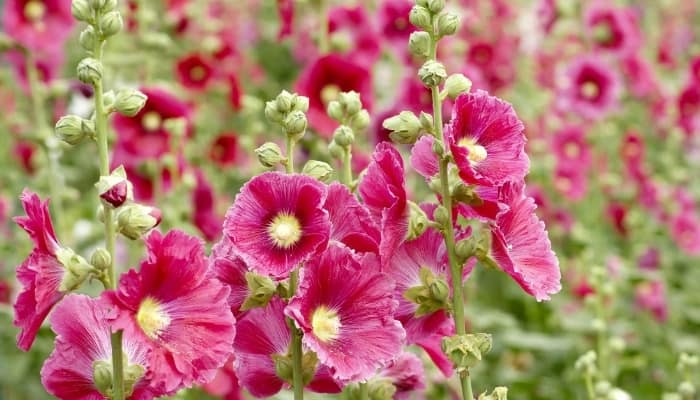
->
[283,110,308,137]
[255,142,285,168]
[272,353,294,383]
[102,90,115,110]
[445,73,472,99]
[327,100,344,122]
[96,165,133,208]
[328,140,344,159]
[407,201,429,240]
[416,0,429,7]
[273,351,318,386]
[292,95,310,113]
[574,350,597,372]
[79,26,97,52]
[265,100,285,123]
[71,0,93,23]
[427,0,445,14]
[56,247,93,292]
[409,5,432,31]
[441,333,493,372]
[240,272,277,311]
[275,90,294,113]
[419,60,447,88]
[90,248,111,272]
[333,125,355,147]
[433,205,449,228]
[368,379,398,400]
[116,204,162,240]
[302,160,334,183]
[432,137,444,156]
[123,363,145,398]
[492,387,508,400]
[595,381,612,396]
[114,89,148,117]
[77,57,103,85]
[101,0,118,12]
[99,11,123,37]
[408,31,431,57]
[678,382,696,397]
[89,0,107,10]
[0,33,14,52]
[339,91,362,115]
[384,111,422,145]
[55,115,95,145]
[437,12,460,37]
[348,109,370,133]
[403,267,450,316]
[92,360,113,397]
[455,237,477,261]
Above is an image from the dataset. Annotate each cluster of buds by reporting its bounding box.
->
[327,91,370,156]
[478,387,508,400]
[72,0,122,37]
[264,90,310,140]
[403,266,451,316]
[442,333,493,373]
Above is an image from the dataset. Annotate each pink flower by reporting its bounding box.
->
[13,190,68,351]
[670,211,700,256]
[41,295,158,400]
[328,6,381,65]
[678,82,700,137]
[536,0,558,34]
[210,133,242,167]
[192,169,223,242]
[210,235,250,320]
[359,142,408,264]
[202,358,243,400]
[553,165,588,201]
[621,55,661,99]
[0,280,11,305]
[324,183,380,254]
[379,0,417,55]
[490,182,561,301]
[558,55,621,120]
[2,0,75,54]
[276,0,294,39]
[233,298,342,397]
[584,3,640,56]
[635,280,668,322]
[295,54,373,137]
[446,90,529,188]
[286,244,405,382]
[380,352,426,398]
[4,49,64,93]
[551,125,591,170]
[105,230,236,393]
[175,53,215,91]
[465,38,518,92]
[638,247,660,271]
[223,172,331,279]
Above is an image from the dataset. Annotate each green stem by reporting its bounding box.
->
[291,325,305,400]
[286,135,295,174]
[359,382,369,400]
[317,0,329,54]
[341,145,353,187]
[596,294,608,380]
[584,371,595,400]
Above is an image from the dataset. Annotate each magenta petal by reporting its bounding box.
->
[210,236,250,319]
[410,135,439,179]
[324,183,380,254]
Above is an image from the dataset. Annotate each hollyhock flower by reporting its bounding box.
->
[397,75,435,114]
[445,90,529,187]
[620,131,646,181]
[410,135,439,179]
[378,0,417,59]
[4,49,64,93]
[638,247,660,271]
[324,183,380,254]
[490,182,561,301]
[380,352,426,398]
[551,125,591,169]
[286,244,405,382]
[234,298,341,397]
[210,133,241,166]
[202,358,243,400]
[584,3,640,56]
[2,0,75,54]
[670,211,700,256]
[678,82,700,137]
[277,0,294,39]
[0,280,10,304]
[328,6,381,65]
[41,295,158,400]
[105,230,236,393]
[466,38,518,92]
[210,235,250,320]
[635,281,668,322]
[13,140,37,174]
[192,169,223,242]
[558,55,621,120]
[223,172,330,278]
[536,0,558,34]
[295,54,373,137]
[175,53,215,91]
[359,142,408,263]
[621,55,660,99]
[554,165,588,201]
[691,56,700,84]
[606,202,628,237]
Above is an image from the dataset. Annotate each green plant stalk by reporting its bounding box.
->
[287,134,296,174]
[317,0,329,54]
[359,382,369,400]
[596,293,608,380]
[341,145,353,187]
[584,370,595,400]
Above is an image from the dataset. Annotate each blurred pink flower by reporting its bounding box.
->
[551,125,591,170]
[328,6,381,65]
[584,3,641,56]
[175,53,215,91]
[558,55,621,120]
[380,352,427,398]
[2,0,75,54]
[635,280,668,322]
[210,235,250,320]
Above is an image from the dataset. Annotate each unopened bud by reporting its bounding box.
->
[240,272,276,311]
[442,333,492,372]
[292,95,309,113]
[409,5,432,31]
[339,91,362,115]
[55,115,95,145]
[255,142,285,168]
[92,360,113,397]
[455,238,477,261]
[333,125,355,147]
[283,110,308,137]
[427,0,445,13]
[96,165,133,208]
[419,60,447,87]
[433,205,449,227]
[407,201,429,240]
[437,12,460,37]
[72,0,93,22]
[77,57,103,85]
[275,90,294,113]
[90,248,111,272]
[116,204,161,240]
[79,26,97,51]
[265,100,285,124]
[328,140,344,159]
[445,74,472,99]
[302,160,334,183]
[348,109,370,133]
[384,111,422,144]
[595,381,612,396]
[327,100,343,122]
[89,0,106,10]
[122,363,145,398]
[99,11,123,37]
[56,247,93,292]
[409,31,431,57]
[114,89,147,117]
[101,0,118,12]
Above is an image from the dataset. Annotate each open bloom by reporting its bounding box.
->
[380,352,426,398]
[328,5,381,65]
[2,0,75,54]
[224,172,330,278]
[635,280,668,322]
[175,53,215,91]
[490,182,561,301]
[324,183,380,254]
[446,90,529,188]
[41,295,158,400]
[584,3,640,56]
[234,298,341,397]
[105,230,236,393]
[286,244,405,382]
[557,55,621,120]
[551,125,591,170]
[210,235,251,320]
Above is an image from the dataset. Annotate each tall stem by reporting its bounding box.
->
[341,145,353,187]
[359,382,369,400]
[317,0,329,54]
[291,324,304,400]
[286,135,295,174]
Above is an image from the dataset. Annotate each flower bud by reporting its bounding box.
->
[445,73,472,99]
[79,26,97,51]
[433,205,449,227]
[328,140,344,158]
[678,382,696,397]
[90,248,112,272]
[92,360,113,397]
[77,57,103,85]
[408,31,431,57]
[72,0,93,22]
[333,125,355,147]
[99,11,123,37]
[574,350,597,372]
[292,95,310,113]
[409,5,432,31]
[419,60,447,87]
[302,160,334,183]
[123,363,145,398]
[56,247,94,292]
[114,89,147,117]
[419,111,434,132]
[89,0,106,10]
[407,201,429,240]
[348,109,370,133]
[96,165,133,208]
[455,237,477,261]
[101,0,118,12]
[427,0,445,13]
[55,115,95,145]
[264,100,285,124]
[339,91,362,115]
[275,90,294,113]
[240,272,277,311]
[283,110,308,137]
[327,100,343,122]
[384,111,422,145]
[441,333,493,372]
[272,354,293,384]
[117,204,162,240]
[437,12,460,37]
[255,142,285,168]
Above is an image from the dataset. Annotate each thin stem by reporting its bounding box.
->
[317,0,329,54]
[110,331,124,399]
[341,145,353,187]
[584,371,595,400]
[596,294,608,380]
[286,135,295,174]
[359,382,369,400]
[291,325,304,400]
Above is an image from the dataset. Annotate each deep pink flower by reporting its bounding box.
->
[192,169,223,242]
[551,125,591,170]
[490,182,561,301]
[277,0,294,39]
[606,202,628,237]
[620,131,646,181]
[536,0,558,33]
[638,247,660,271]
[202,358,243,400]
[466,38,518,92]
[554,165,588,201]
[670,211,700,256]
[223,172,330,279]
[678,82,700,137]
[359,142,408,264]
[175,53,215,91]
[295,54,373,138]
[635,280,668,322]
[2,0,75,54]
[584,3,641,56]
[210,133,241,166]
[286,244,405,382]
[41,295,158,400]
[410,135,439,179]
[446,90,529,188]
[379,0,417,46]
[328,6,381,65]
[621,54,660,99]
[13,190,69,351]
[228,73,243,111]
[691,56,700,84]
[380,352,426,398]
[105,230,236,393]
[210,235,250,320]
[234,298,342,397]
[0,280,11,304]
[324,183,380,254]
[4,49,64,93]
[558,55,621,120]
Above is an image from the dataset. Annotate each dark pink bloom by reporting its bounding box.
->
[621,55,661,98]
[0,280,11,305]
[210,235,250,320]
[202,358,243,400]
[41,295,158,400]
[13,190,67,351]
[359,142,408,264]
[691,56,700,84]
[465,38,518,92]
[295,54,373,138]
[286,244,405,382]
[328,6,381,65]
[210,133,241,166]
[606,202,628,237]
[554,165,588,201]
[4,49,64,93]
[228,74,243,111]
[380,352,426,398]
[324,183,380,254]
[223,172,330,279]
[670,211,700,256]
[192,169,223,242]
[175,53,215,91]
[551,125,591,169]
[620,131,645,181]
[2,0,75,54]
[558,55,621,120]
[277,0,294,39]
[234,298,342,397]
[635,280,668,322]
[678,82,700,137]
[446,90,529,187]
[584,3,641,56]
[378,0,417,46]
[536,0,558,33]
[490,182,561,301]
[410,135,439,179]
[105,230,236,393]
[638,247,660,271]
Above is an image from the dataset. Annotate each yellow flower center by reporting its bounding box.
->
[581,81,599,99]
[136,297,170,339]
[311,306,341,343]
[267,213,302,249]
[458,137,488,164]
[564,142,580,158]
[142,111,162,131]
[24,1,46,22]
[320,84,341,106]
[190,65,206,82]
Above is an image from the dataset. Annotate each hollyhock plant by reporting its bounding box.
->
[105,230,236,393]
[41,295,158,400]
[328,6,381,65]
[583,3,641,56]
[234,298,341,397]
[210,235,251,320]
[223,172,331,278]
[175,53,215,91]
[380,352,427,398]
[446,90,529,187]
[558,55,621,120]
[551,125,592,169]
[2,0,75,54]
[324,182,380,254]
[286,244,405,382]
